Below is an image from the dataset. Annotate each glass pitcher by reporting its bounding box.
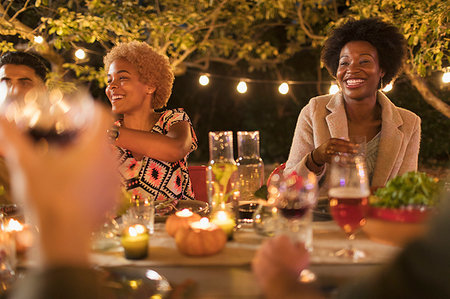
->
[206,131,238,214]
[236,131,264,223]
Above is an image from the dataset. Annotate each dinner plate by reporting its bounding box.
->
[155,200,209,222]
[101,266,172,298]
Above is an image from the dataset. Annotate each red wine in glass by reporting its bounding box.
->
[28,127,79,145]
[279,205,311,219]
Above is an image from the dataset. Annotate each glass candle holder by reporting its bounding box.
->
[121,224,149,260]
[210,204,236,240]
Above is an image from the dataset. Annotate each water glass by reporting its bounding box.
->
[123,197,155,234]
[0,214,16,293]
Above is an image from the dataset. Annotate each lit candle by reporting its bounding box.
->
[211,211,235,240]
[190,217,216,230]
[121,224,149,259]
[5,219,33,254]
[165,209,201,237]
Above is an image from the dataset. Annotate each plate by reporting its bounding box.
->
[101,266,172,298]
[155,200,209,222]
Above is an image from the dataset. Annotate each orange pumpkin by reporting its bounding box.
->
[175,221,227,256]
[165,209,201,237]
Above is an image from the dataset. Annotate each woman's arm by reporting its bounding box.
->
[116,120,193,162]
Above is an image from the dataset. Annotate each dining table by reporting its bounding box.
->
[87,218,400,298]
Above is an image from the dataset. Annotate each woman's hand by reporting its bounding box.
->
[312,138,359,165]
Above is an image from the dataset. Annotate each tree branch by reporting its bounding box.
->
[404,64,450,118]
[296,0,325,41]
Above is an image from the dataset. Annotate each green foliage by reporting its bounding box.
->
[349,0,449,77]
[372,171,442,208]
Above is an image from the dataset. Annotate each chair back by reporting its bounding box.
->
[266,163,286,186]
[188,165,208,203]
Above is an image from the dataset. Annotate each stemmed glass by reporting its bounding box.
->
[271,171,318,282]
[328,154,370,261]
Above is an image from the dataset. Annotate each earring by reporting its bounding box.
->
[379,77,384,90]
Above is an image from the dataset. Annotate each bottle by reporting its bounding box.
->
[236,131,264,223]
[206,131,238,214]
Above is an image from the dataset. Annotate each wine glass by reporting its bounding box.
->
[328,154,370,261]
[0,83,94,145]
[271,171,318,282]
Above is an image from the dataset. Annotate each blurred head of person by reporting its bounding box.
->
[0,51,50,101]
[104,41,174,114]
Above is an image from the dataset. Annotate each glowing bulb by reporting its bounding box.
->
[74,49,86,60]
[278,82,289,95]
[199,75,209,86]
[237,81,247,94]
[443,71,450,84]
[329,84,339,95]
[34,36,44,44]
[382,83,393,92]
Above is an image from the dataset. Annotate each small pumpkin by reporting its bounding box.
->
[165,209,201,237]
[175,219,227,256]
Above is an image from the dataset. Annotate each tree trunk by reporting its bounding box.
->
[404,64,450,118]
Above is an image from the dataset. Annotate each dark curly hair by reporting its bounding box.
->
[321,18,406,86]
[0,51,50,82]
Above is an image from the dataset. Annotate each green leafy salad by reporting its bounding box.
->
[371,171,442,209]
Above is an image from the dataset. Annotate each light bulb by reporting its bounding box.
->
[237,81,247,94]
[74,49,86,60]
[278,82,289,95]
[329,84,339,95]
[382,83,393,92]
[34,36,44,44]
[442,71,450,84]
[199,75,209,86]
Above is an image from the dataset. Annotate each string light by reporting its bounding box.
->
[74,49,86,60]
[278,82,289,95]
[34,36,44,44]
[237,81,248,94]
[329,83,339,95]
[382,83,393,92]
[199,74,210,86]
[442,68,450,83]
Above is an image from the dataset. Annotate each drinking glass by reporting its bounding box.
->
[328,154,370,261]
[122,196,155,234]
[271,171,318,282]
[0,213,16,293]
[0,84,94,145]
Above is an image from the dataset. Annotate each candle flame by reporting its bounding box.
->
[6,219,24,232]
[216,211,228,221]
[176,209,193,217]
[128,224,146,236]
[190,217,213,230]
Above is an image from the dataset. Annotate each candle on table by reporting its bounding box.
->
[121,224,149,259]
[211,210,235,240]
[165,208,201,237]
[5,218,33,254]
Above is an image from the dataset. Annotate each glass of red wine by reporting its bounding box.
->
[0,84,94,146]
[270,171,318,282]
[328,154,370,261]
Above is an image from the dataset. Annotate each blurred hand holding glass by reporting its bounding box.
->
[328,154,370,261]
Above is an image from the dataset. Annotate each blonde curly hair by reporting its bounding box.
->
[104,41,174,109]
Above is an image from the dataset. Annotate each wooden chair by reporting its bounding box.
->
[188,165,208,203]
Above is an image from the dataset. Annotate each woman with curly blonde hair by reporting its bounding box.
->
[104,41,197,205]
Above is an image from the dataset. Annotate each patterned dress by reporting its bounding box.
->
[116,109,198,203]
